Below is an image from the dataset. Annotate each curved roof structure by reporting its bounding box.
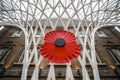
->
[0,0,120,27]
[0,0,120,80]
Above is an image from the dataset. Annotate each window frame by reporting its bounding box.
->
[10,29,23,37]
[96,29,108,37]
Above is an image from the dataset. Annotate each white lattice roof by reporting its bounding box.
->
[0,0,120,27]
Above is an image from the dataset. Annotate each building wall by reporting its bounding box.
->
[0,27,120,80]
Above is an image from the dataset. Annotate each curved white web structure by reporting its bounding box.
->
[0,0,120,80]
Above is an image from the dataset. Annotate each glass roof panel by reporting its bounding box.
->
[0,0,119,26]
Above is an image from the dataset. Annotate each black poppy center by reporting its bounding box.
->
[55,38,66,47]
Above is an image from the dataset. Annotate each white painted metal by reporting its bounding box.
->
[47,63,56,80]
[0,0,120,80]
[66,63,74,80]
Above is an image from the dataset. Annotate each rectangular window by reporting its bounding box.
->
[16,48,40,64]
[36,29,41,37]
[86,49,104,64]
[96,30,108,37]
[17,48,24,63]
[95,50,105,63]
[11,29,23,37]
[107,48,120,64]
[0,48,12,63]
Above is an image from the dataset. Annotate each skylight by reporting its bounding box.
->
[0,0,119,20]
[0,0,119,27]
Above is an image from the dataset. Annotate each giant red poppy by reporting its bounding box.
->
[40,30,81,63]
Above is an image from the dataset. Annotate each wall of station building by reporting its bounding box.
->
[0,26,120,80]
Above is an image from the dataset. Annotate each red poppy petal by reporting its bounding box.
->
[40,30,81,63]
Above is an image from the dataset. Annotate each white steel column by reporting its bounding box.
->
[47,63,56,80]
[31,56,43,80]
[66,63,74,80]
[91,31,100,80]
[21,31,29,80]
[77,56,90,80]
